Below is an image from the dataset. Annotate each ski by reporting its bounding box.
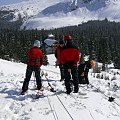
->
[43,72,56,92]
[31,91,44,99]
[48,82,56,92]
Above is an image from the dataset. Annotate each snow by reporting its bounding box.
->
[0,54,120,120]
[1,0,120,29]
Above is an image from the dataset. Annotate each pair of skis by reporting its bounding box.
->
[31,80,56,99]
[20,90,44,99]
[20,71,56,99]
[41,71,56,93]
[31,82,56,99]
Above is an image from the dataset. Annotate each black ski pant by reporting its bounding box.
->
[64,65,79,93]
[22,65,42,92]
[78,73,89,84]
[84,71,89,84]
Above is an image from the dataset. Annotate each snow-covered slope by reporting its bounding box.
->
[0,54,120,120]
[1,0,120,29]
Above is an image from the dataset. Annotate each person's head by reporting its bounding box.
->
[48,34,55,39]
[64,35,72,41]
[59,40,65,47]
[34,40,41,47]
[64,35,73,47]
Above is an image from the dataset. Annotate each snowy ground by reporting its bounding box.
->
[0,54,120,120]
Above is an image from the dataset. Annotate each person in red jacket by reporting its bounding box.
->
[21,40,44,95]
[61,35,80,94]
[54,40,65,81]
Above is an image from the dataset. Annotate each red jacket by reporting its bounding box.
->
[55,47,63,65]
[61,48,80,66]
[28,46,44,66]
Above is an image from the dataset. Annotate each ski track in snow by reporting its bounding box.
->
[0,60,120,119]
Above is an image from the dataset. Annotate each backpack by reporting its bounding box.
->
[78,63,88,84]
[78,60,95,84]
[89,60,95,68]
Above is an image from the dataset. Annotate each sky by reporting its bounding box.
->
[0,54,120,120]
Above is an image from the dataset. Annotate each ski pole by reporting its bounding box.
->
[33,71,36,88]
[89,83,115,102]
[45,72,56,92]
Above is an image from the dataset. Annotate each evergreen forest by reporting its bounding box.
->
[0,18,120,69]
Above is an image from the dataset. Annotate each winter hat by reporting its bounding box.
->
[34,40,41,47]
[59,40,65,44]
[64,35,72,40]
[48,34,55,39]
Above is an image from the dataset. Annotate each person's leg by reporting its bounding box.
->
[22,66,33,92]
[59,65,65,81]
[71,67,79,93]
[79,76,83,84]
[34,67,42,90]
[64,68,71,94]
[84,72,89,84]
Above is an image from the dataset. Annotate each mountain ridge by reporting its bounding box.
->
[0,0,120,29]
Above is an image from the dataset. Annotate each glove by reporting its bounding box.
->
[81,72,84,77]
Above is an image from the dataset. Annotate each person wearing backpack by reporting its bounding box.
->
[61,35,80,94]
[21,40,44,95]
[78,55,95,84]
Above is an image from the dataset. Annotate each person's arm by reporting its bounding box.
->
[54,49,58,58]
[40,51,44,65]
[60,51,66,65]
[74,49,80,66]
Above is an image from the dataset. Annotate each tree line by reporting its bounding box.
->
[0,18,120,68]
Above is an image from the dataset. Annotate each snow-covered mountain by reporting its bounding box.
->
[0,0,120,29]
